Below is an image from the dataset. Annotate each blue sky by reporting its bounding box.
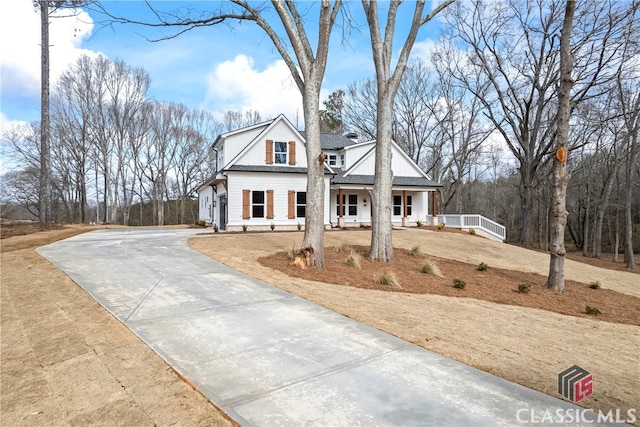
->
[0,0,443,156]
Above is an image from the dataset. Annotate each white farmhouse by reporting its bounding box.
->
[197,114,442,231]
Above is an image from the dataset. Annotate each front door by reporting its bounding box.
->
[219,195,227,230]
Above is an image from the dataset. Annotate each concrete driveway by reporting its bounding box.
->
[37,228,610,426]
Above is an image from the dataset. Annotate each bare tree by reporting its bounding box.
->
[223,109,263,131]
[361,0,454,262]
[546,0,576,292]
[92,0,344,267]
[442,0,635,247]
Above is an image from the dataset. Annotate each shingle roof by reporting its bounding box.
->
[225,165,334,174]
[299,132,358,150]
[331,174,442,187]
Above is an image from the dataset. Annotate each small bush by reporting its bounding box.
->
[270,223,275,231]
[297,222,302,231]
[469,229,476,235]
[287,245,297,260]
[437,222,446,230]
[586,305,601,315]
[589,281,601,289]
[213,223,219,233]
[421,259,443,277]
[409,245,422,257]
[345,250,362,269]
[452,278,466,289]
[378,271,401,288]
[242,224,248,232]
[477,262,489,271]
[333,241,351,254]
[416,220,423,227]
[517,283,531,293]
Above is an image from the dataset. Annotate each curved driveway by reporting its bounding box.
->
[38,228,603,426]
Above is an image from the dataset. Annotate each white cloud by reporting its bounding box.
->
[204,54,303,124]
[411,39,438,64]
[0,0,97,98]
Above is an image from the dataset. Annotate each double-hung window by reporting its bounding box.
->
[252,191,265,218]
[274,141,287,164]
[296,192,306,218]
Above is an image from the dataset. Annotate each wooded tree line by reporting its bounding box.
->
[1,54,229,226]
[320,0,640,259]
[1,0,638,273]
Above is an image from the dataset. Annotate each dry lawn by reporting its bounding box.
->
[1,225,234,427]
[190,229,640,422]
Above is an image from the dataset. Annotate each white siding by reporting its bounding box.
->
[220,126,268,167]
[390,144,423,177]
[236,120,307,167]
[343,143,374,169]
[226,171,330,229]
[198,186,214,223]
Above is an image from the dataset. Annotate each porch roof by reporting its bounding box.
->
[331,174,442,188]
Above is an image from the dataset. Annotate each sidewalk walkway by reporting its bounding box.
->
[38,228,603,426]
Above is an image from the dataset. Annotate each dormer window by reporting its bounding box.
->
[275,141,288,164]
[328,154,337,166]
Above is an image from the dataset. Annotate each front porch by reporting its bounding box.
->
[329,187,436,229]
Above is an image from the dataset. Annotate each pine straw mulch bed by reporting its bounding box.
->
[259,245,640,326]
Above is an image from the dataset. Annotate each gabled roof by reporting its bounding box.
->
[212,117,275,149]
[299,132,358,150]
[224,114,305,169]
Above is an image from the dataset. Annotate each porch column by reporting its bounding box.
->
[402,190,407,218]
[432,191,438,224]
[338,188,344,227]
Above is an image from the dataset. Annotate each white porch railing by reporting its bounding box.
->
[434,214,506,242]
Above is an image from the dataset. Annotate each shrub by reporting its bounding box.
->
[270,223,275,231]
[213,224,219,233]
[517,283,531,293]
[469,229,476,235]
[378,271,401,288]
[297,222,302,231]
[345,250,362,269]
[586,305,601,315]
[437,222,446,230]
[421,259,443,277]
[589,281,601,289]
[452,278,466,289]
[195,220,206,227]
[409,245,422,257]
[416,220,423,227]
[287,245,297,260]
[333,241,351,254]
[242,224,248,232]
[477,262,489,271]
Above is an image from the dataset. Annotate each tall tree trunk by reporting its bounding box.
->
[623,134,638,269]
[519,182,534,247]
[546,0,576,292]
[39,0,52,228]
[594,177,614,259]
[300,84,326,268]
[369,96,395,261]
[582,181,590,256]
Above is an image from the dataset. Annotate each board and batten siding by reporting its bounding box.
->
[225,171,330,228]
[234,120,307,168]
[219,126,268,167]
